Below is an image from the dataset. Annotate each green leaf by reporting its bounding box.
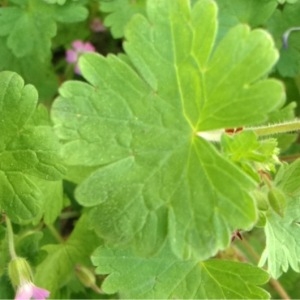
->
[52,0,284,259]
[268,187,287,217]
[277,0,299,3]
[40,180,64,225]
[0,71,65,223]
[43,0,67,4]
[259,160,300,277]
[259,197,300,278]
[266,3,300,77]
[35,214,100,295]
[53,1,89,23]
[99,0,146,38]
[221,131,279,181]
[92,244,270,299]
[215,0,278,42]
[0,0,88,60]
[0,36,58,101]
[277,269,300,299]
[16,231,43,265]
[275,159,300,197]
[0,275,14,300]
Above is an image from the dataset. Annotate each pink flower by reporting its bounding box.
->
[15,281,49,300]
[66,40,96,75]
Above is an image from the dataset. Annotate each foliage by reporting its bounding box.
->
[1,0,300,299]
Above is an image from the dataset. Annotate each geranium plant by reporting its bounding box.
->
[1,0,300,299]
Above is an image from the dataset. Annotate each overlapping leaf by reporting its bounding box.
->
[92,244,270,299]
[52,0,284,259]
[0,71,65,223]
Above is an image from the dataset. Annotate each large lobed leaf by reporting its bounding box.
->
[0,71,65,223]
[52,0,284,259]
[92,244,270,299]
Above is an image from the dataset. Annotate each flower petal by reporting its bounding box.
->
[82,42,95,52]
[15,283,33,300]
[15,282,50,300]
[66,49,78,63]
[31,285,50,300]
[72,40,86,52]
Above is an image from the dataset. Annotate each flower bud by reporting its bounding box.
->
[8,257,33,288]
[75,265,102,294]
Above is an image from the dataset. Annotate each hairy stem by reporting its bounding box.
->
[197,119,300,142]
[245,120,300,137]
[5,216,17,259]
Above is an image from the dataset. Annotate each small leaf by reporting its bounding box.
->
[221,131,279,180]
[92,244,270,299]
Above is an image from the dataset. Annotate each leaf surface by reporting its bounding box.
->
[52,0,284,259]
[92,245,270,299]
[0,71,65,223]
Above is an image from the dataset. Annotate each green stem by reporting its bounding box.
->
[5,216,17,259]
[245,120,300,137]
[46,224,64,243]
